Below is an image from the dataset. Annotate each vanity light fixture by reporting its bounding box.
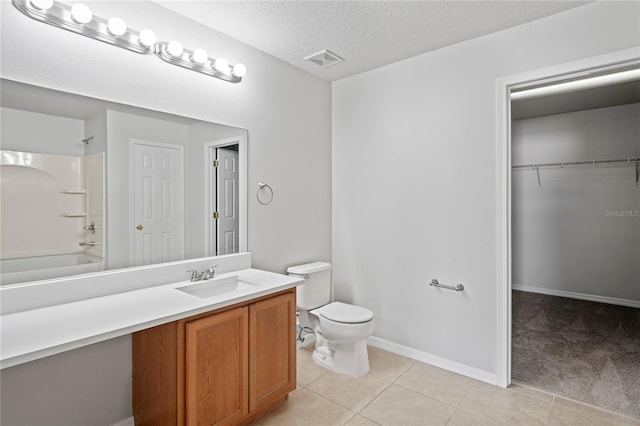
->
[155,43,242,83]
[12,0,246,83]
[191,48,208,65]
[213,57,230,74]
[138,29,156,48]
[70,3,92,24]
[232,63,247,78]
[30,0,52,11]
[106,17,127,37]
[167,40,184,57]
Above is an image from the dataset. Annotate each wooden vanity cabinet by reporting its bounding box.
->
[185,306,249,425]
[133,289,297,426]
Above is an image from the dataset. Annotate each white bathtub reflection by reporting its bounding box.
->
[1,253,104,286]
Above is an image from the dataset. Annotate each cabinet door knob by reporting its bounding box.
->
[136,224,143,231]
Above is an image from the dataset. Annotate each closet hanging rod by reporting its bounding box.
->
[512,157,640,170]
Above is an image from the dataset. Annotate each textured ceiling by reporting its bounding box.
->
[156,1,591,81]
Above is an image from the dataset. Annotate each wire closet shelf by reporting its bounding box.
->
[512,156,640,170]
[512,156,640,185]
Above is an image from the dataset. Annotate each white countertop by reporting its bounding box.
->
[1,268,303,369]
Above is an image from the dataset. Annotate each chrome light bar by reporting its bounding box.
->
[155,42,243,84]
[12,0,246,83]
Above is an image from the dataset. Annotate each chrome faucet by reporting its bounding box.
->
[187,265,218,282]
[202,265,217,280]
[188,270,204,282]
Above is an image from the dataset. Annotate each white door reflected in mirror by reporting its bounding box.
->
[132,140,185,266]
[211,144,240,256]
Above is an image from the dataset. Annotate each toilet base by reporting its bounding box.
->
[312,340,370,377]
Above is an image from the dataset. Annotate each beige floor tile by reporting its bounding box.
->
[256,388,354,426]
[307,371,391,412]
[508,382,555,403]
[547,404,618,426]
[360,384,455,426]
[297,348,329,387]
[459,382,552,425]
[446,408,503,425]
[289,346,637,426]
[553,396,639,425]
[366,346,415,383]
[395,361,487,407]
[344,414,381,426]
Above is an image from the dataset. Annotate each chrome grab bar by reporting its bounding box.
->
[430,279,464,292]
[79,241,102,247]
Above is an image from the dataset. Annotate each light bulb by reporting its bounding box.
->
[107,17,127,36]
[191,48,208,65]
[231,63,247,78]
[29,0,53,10]
[70,3,92,24]
[138,29,156,48]
[167,40,184,57]
[213,58,229,74]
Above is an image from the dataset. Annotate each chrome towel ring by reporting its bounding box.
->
[257,182,273,205]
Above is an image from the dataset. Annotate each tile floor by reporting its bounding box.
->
[253,346,639,426]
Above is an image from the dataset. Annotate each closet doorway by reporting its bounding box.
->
[510,69,639,418]
[496,48,639,420]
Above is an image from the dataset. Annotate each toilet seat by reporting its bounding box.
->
[316,302,373,324]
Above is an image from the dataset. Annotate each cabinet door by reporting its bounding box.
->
[249,291,297,412]
[185,307,248,426]
[133,322,179,426]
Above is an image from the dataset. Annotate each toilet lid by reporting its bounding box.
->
[317,302,374,324]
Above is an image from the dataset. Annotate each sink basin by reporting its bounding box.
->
[176,275,258,298]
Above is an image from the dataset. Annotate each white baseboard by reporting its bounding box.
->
[111,417,134,426]
[366,336,497,386]
[513,284,640,308]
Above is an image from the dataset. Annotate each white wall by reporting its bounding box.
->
[332,1,639,376]
[0,336,132,426]
[1,107,85,155]
[0,1,330,424]
[512,103,640,303]
[84,111,108,157]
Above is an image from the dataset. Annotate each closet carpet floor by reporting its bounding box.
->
[512,290,640,419]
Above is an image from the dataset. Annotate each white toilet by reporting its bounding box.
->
[287,261,374,377]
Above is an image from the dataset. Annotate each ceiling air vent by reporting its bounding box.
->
[304,49,344,68]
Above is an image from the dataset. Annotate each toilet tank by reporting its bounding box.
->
[287,261,332,310]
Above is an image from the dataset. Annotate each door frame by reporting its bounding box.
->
[129,138,185,266]
[495,47,639,388]
[203,135,248,257]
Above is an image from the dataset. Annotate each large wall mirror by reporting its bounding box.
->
[0,79,248,286]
